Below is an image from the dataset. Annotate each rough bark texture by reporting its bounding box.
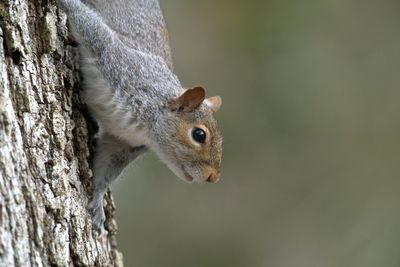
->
[0,1,122,266]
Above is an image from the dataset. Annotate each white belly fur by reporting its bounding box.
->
[79,46,148,148]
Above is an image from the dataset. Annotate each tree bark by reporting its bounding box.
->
[0,1,122,266]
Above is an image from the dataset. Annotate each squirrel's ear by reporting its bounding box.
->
[205,96,222,112]
[170,86,205,113]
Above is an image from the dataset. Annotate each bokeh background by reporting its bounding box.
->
[113,0,400,266]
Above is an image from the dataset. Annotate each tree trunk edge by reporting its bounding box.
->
[0,1,123,266]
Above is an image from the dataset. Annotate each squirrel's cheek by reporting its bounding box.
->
[176,125,197,149]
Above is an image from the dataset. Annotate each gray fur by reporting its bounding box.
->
[87,133,147,229]
[56,0,222,231]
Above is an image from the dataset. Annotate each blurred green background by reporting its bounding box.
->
[112,0,400,266]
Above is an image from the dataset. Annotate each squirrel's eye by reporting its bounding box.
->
[192,128,206,144]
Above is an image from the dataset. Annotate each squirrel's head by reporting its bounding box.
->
[151,86,222,183]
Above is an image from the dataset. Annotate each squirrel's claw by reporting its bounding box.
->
[87,198,106,232]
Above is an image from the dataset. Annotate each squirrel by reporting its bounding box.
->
[56,0,223,230]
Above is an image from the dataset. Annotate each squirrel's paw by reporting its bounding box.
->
[87,198,105,232]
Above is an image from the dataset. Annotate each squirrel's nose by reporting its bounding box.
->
[206,171,220,183]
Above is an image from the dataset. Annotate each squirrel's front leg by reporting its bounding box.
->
[88,133,147,231]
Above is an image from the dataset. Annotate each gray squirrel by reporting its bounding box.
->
[56,0,223,230]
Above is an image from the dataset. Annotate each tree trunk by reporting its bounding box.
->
[0,1,122,266]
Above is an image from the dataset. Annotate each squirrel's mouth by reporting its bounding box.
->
[181,166,194,182]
